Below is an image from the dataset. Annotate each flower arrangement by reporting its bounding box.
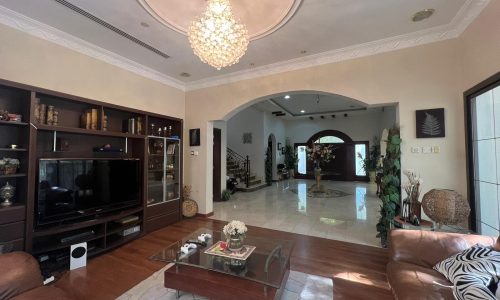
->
[223,220,248,238]
[403,169,422,202]
[307,144,335,167]
[0,158,20,175]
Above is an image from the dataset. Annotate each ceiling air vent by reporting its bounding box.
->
[53,0,170,59]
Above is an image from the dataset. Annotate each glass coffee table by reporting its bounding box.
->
[151,228,294,300]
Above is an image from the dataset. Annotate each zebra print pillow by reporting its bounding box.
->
[434,245,500,300]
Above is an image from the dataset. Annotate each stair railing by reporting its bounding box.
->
[227,147,251,188]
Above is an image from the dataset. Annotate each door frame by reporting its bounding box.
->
[213,128,222,202]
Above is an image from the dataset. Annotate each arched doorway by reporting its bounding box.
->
[295,130,368,181]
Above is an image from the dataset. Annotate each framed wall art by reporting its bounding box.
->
[243,132,252,144]
[416,108,445,138]
[189,128,200,146]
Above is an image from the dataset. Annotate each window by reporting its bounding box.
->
[466,73,500,236]
[297,145,307,175]
[355,144,367,176]
[314,136,344,143]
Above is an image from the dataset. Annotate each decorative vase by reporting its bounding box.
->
[314,166,322,187]
[3,166,17,175]
[0,182,15,207]
[369,171,376,183]
[228,236,244,252]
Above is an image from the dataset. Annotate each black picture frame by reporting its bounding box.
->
[416,108,445,138]
[189,128,200,146]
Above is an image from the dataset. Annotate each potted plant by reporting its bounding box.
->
[0,158,20,175]
[221,189,231,201]
[376,127,401,247]
[358,140,380,183]
[284,145,298,177]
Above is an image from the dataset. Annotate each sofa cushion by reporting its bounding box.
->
[387,261,454,300]
[434,245,500,300]
[0,252,43,299]
[389,230,496,269]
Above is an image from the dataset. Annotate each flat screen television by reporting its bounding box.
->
[36,158,141,227]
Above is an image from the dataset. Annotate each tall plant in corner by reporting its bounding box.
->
[376,127,401,247]
[265,146,273,186]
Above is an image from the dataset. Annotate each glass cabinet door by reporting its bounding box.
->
[165,138,180,201]
[147,137,180,206]
[147,136,165,206]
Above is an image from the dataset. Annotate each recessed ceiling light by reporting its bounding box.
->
[284,95,291,99]
[300,110,305,113]
[179,72,191,77]
[140,22,150,28]
[412,9,435,22]
[300,50,307,54]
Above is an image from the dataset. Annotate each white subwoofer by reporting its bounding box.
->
[70,242,87,270]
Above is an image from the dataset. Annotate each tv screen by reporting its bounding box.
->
[37,159,141,227]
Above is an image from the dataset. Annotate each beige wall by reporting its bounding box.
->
[0,24,185,118]
[185,0,500,214]
[460,0,500,90]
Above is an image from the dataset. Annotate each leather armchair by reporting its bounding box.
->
[387,229,496,300]
[0,252,72,300]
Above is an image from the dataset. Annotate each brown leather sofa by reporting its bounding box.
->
[0,251,73,300]
[387,229,496,300]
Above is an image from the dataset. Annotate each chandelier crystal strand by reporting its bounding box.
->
[188,0,249,70]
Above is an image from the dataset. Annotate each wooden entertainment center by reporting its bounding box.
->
[0,78,183,270]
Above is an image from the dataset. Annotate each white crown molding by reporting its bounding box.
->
[185,0,489,91]
[0,0,489,92]
[0,6,186,91]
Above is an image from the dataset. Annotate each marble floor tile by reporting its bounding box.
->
[212,179,382,247]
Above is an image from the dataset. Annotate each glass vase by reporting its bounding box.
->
[228,236,244,252]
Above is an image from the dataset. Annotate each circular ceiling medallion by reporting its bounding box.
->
[138,0,302,41]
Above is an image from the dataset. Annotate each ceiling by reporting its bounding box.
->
[0,0,489,90]
[253,93,393,120]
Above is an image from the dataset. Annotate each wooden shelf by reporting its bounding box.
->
[0,148,28,152]
[32,233,106,255]
[0,173,27,179]
[106,232,141,249]
[36,124,146,139]
[0,120,29,126]
[33,206,143,237]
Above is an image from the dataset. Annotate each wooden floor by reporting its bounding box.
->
[54,218,392,299]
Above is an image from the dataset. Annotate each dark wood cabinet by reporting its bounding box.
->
[0,78,182,265]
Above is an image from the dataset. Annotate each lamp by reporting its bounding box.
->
[188,0,249,70]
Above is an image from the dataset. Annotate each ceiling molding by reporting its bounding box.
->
[185,0,489,91]
[0,5,186,91]
[0,0,489,92]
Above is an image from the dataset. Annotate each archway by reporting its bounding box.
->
[306,129,354,145]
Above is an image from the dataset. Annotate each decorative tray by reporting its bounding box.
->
[204,241,256,261]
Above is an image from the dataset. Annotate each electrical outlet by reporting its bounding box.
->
[411,147,420,153]
[432,146,440,153]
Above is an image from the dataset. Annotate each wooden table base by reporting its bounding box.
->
[164,263,289,300]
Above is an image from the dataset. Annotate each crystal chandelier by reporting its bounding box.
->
[188,0,249,70]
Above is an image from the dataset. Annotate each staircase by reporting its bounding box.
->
[227,148,267,192]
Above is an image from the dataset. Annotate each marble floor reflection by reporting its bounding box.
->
[211,179,382,247]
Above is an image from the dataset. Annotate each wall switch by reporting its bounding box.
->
[421,146,432,154]
[411,147,420,153]
[432,146,440,153]
[194,151,199,156]
[190,151,194,155]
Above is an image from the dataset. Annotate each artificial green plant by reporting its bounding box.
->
[376,127,401,247]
